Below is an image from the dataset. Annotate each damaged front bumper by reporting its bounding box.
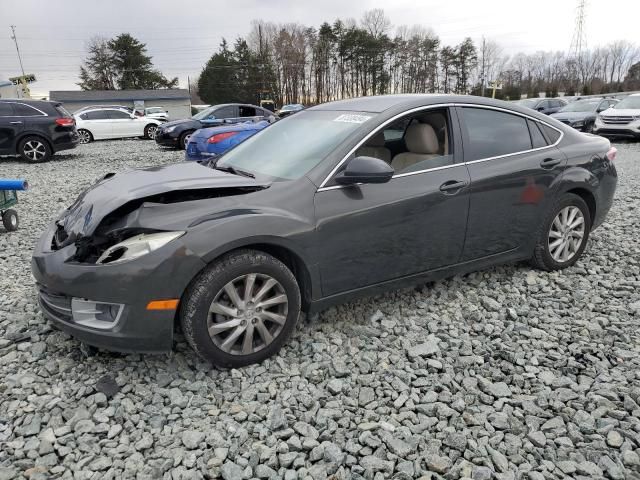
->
[32,222,207,353]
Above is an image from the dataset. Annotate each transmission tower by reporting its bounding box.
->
[569,0,588,60]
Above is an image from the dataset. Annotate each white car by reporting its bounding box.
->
[74,108,162,144]
[141,107,169,122]
[594,93,640,140]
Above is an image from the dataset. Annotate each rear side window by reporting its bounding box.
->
[540,124,561,144]
[527,120,548,149]
[0,103,14,116]
[239,106,257,117]
[461,108,533,161]
[85,110,110,120]
[55,104,72,117]
[13,103,43,116]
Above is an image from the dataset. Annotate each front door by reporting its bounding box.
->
[313,106,471,297]
[457,106,567,261]
[0,103,23,154]
[108,109,140,138]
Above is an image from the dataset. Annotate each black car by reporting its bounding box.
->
[514,97,567,115]
[0,99,79,162]
[155,103,276,149]
[550,98,619,132]
[33,95,617,368]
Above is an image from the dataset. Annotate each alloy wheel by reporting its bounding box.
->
[147,125,158,139]
[183,134,191,148]
[207,273,289,355]
[78,130,91,144]
[548,206,585,263]
[23,140,47,161]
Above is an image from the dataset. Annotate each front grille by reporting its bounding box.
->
[601,116,634,125]
[37,285,72,323]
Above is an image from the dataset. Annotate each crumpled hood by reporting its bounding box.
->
[58,162,269,240]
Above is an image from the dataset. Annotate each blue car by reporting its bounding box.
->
[185,121,269,161]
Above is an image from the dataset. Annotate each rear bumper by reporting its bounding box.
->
[31,223,206,353]
[53,131,80,152]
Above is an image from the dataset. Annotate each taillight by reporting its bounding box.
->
[207,131,238,144]
[606,146,617,162]
[55,117,75,127]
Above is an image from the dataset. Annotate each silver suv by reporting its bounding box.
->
[594,93,640,139]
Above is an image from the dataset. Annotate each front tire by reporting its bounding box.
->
[2,209,19,231]
[144,124,158,140]
[530,193,591,271]
[179,131,193,150]
[18,136,51,163]
[180,250,301,368]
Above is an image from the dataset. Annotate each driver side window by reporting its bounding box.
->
[347,108,454,177]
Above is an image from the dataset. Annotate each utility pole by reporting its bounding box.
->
[569,0,588,92]
[10,25,26,79]
[10,25,31,98]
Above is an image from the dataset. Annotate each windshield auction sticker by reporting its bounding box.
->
[334,114,372,123]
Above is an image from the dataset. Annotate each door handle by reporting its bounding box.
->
[540,157,561,168]
[10,121,23,124]
[439,180,468,193]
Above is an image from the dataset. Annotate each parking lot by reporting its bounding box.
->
[0,139,639,479]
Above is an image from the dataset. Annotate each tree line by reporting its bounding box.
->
[78,10,640,106]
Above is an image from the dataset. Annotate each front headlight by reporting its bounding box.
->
[572,120,584,127]
[96,231,185,265]
[164,125,177,133]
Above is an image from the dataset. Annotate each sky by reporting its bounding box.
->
[1,0,639,97]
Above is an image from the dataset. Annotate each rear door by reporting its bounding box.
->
[82,110,113,139]
[457,106,566,261]
[0,103,22,154]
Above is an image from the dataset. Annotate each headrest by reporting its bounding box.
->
[405,123,439,154]
[366,132,386,147]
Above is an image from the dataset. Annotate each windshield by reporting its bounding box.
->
[217,110,373,180]
[615,96,640,109]
[559,100,600,112]
[514,99,537,108]
[192,106,217,120]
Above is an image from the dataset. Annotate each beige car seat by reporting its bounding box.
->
[391,123,440,172]
[356,132,391,163]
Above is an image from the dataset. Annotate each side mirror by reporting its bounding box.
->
[335,156,394,185]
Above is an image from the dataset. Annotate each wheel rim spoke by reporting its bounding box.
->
[260,310,286,325]
[208,317,243,336]
[221,325,246,350]
[224,282,244,309]
[252,278,277,303]
[241,323,255,354]
[209,302,237,317]
[257,293,287,308]
[255,320,273,344]
[548,206,585,263]
[243,274,257,304]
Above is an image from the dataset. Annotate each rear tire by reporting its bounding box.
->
[78,129,93,144]
[180,249,301,368]
[2,209,18,231]
[179,131,193,150]
[144,124,158,140]
[530,193,591,271]
[18,136,51,163]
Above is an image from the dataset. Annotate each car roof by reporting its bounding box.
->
[309,94,552,114]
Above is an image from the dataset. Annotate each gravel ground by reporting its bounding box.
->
[0,138,639,480]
